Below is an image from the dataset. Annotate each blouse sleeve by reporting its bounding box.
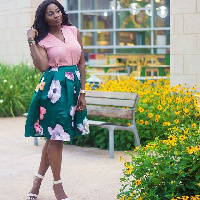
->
[70,26,78,39]
[38,40,45,49]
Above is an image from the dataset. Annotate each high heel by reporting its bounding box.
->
[27,173,44,200]
[53,180,70,200]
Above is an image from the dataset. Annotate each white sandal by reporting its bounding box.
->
[27,173,44,200]
[53,180,70,200]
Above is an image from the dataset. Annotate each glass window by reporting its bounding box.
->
[68,13,78,27]
[116,31,151,46]
[116,11,151,29]
[154,0,170,27]
[154,30,170,46]
[83,49,95,62]
[97,32,113,45]
[82,32,94,46]
[97,49,113,53]
[67,0,78,10]
[81,0,111,10]
[116,48,151,54]
[82,31,113,46]
[119,0,151,9]
[82,12,113,29]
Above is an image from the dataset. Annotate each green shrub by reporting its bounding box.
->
[117,124,200,200]
[0,63,41,117]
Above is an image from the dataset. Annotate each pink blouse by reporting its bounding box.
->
[38,25,82,67]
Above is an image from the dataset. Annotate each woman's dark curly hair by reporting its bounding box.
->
[33,0,72,43]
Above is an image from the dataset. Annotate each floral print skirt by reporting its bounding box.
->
[25,65,89,142]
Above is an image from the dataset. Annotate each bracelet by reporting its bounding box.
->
[28,37,34,41]
[80,89,86,94]
[29,41,35,47]
[28,39,35,44]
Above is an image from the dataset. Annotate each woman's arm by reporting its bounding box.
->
[27,28,49,72]
[76,28,86,111]
[77,29,86,91]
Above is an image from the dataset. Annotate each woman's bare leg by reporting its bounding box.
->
[47,140,67,200]
[28,139,50,199]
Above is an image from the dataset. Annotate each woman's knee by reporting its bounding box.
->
[48,140,63,149]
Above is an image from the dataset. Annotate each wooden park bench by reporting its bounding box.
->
[24,91,140,159]
[86,91,140,158]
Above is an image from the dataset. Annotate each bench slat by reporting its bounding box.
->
[87,105,133,119]
[86,91,138,100]
[86,97,135,107]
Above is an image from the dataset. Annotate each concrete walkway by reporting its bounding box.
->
[0,117,132,200]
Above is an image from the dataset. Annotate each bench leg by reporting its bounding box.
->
[34,137,38,146]
[108,127,115,159]
[132,126,140,147]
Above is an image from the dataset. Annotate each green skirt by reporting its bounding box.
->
[25,65,89,141]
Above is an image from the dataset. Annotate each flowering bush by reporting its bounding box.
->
[85,78,200,147]
[117,123,200,200]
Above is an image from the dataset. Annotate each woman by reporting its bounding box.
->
[25,0,89,199]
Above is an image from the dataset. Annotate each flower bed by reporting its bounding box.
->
[117,123,200,199]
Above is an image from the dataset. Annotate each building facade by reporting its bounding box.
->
[170,0,200,90]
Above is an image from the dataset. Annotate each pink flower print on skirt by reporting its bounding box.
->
[34,119,43,135]
[48,80,62,104]
[75,70,81,80]
[65,72,74,81]
[48,124,70,141]
[40,106,46,120]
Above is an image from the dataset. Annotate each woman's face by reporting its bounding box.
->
[45,3,63,27]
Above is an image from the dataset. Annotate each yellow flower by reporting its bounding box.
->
[161,100,166,105]
[142,99,147,103]
[174,119,179,124]
[155,118,159,123]
[127,122,131,127]
[195,145,200,151]
[139,119,144,125]
[148,113,153,118]
[126,165,133,174]
[124,160,127,167]
[186,146,196,154]
[179,170,182,174]
[192,123,197,128]
[131,192,136,196]
[179,135,186,141]
[167,121,171,126]
[134,147,139,152]
[198,182,200,187]
[145,121,149,125]
[182,196,189,200]
[168,135,177,145]
[155,114,160,119]
[163,122,168,126]
[135,179,141,186]
[183,108,189,113]
[137,197,143,200]
[171,181,174,184]
[119,155,123,162]
[143,193,147,196]
[157,105,162,110]
[120,195,125,200]
[174,111,180,115]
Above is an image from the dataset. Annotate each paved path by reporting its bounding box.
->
[0,117,131,200]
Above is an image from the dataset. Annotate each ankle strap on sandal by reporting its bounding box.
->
[35,173,45,179]
[53,180,62,185]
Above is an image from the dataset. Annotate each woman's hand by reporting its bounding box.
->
[27,27,38,40]
[77,94,86,112]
